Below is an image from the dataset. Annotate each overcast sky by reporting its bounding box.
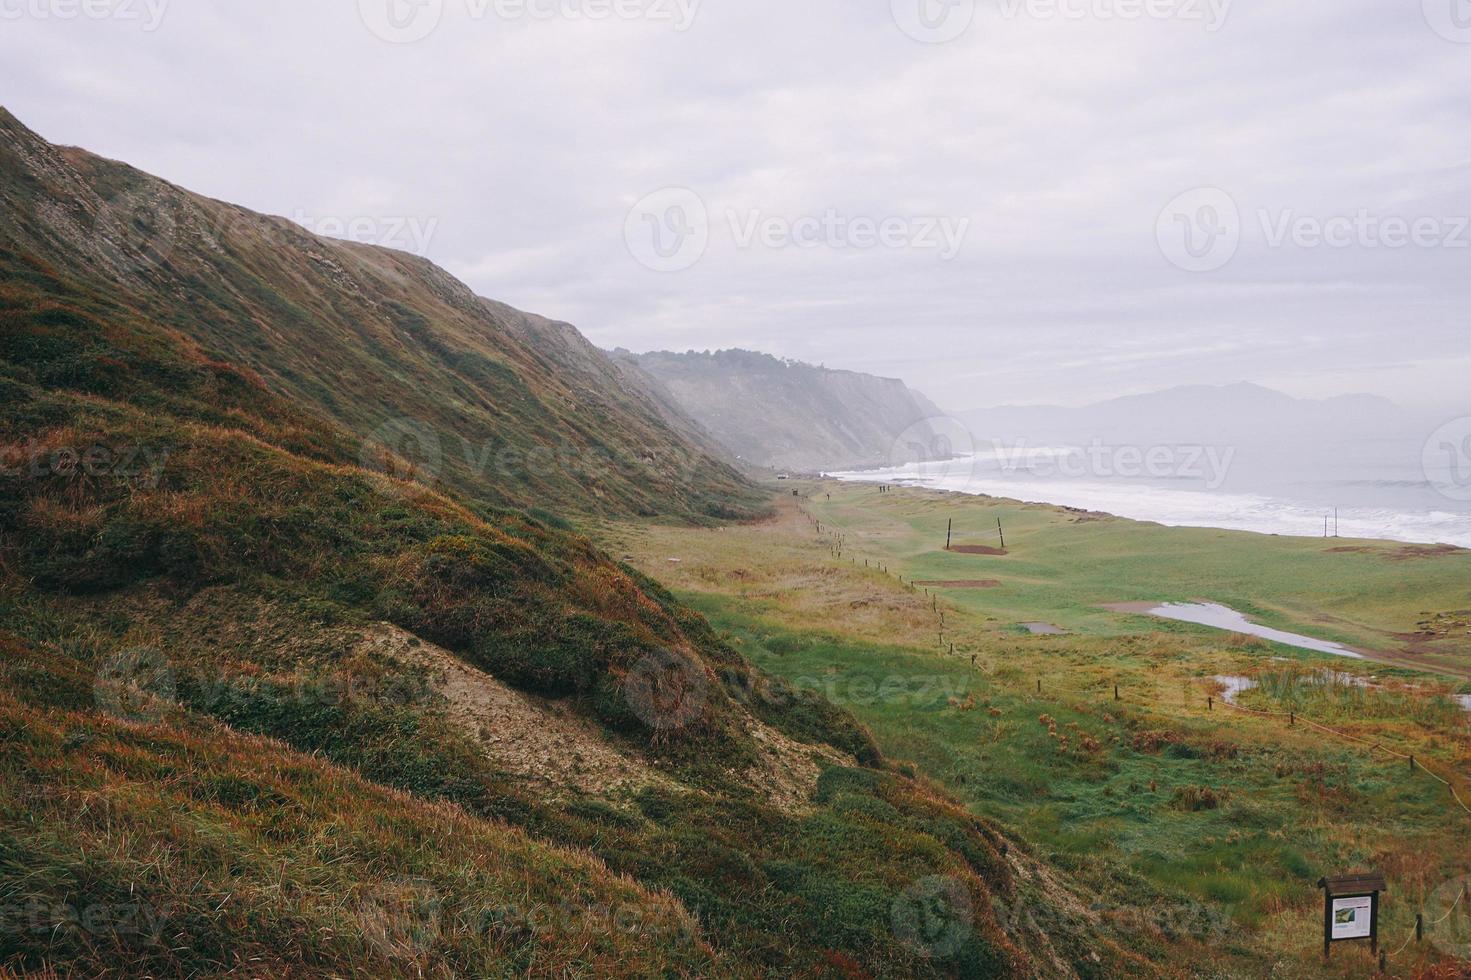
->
[4,0,1469,412]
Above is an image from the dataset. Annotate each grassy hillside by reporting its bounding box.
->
[605,485,1471,977]
[0,111,1164,976]
[1,651,720,977]
[0,350,1072,973]
[0,106,760,523]
[0,246,1036,974]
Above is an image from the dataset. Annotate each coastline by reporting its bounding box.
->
[828,465,1471,550]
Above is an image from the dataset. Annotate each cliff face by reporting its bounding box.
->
[615,349,943,472]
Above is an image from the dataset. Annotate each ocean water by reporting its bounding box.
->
[830,439,1471,549]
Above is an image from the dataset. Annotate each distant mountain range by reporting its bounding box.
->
[614,348,943,472]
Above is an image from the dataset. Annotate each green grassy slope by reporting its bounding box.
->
[809,484,1471,677]
[606,485,1471,977]
[0,113,1135,976]
[0,647,721,977]
[0,106,760,523]
[0,260,1031,975]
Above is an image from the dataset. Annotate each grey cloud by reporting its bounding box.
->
[2,0,1467,412]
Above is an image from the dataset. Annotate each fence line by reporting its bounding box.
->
[795,499,955,646]
[802,496,1471,815]
[1217,698,1471,816]
[1388,875,1465,958]
[800,493,1471,963]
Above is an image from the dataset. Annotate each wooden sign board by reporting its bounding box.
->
[1318,872,1386,958]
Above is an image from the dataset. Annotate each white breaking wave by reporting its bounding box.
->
[829,456,1471,549]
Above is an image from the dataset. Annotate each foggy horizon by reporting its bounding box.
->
[5,0,1469,416]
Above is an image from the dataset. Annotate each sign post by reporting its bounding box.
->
[1318,872,1386,959]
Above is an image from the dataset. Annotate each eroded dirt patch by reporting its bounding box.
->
[1398,610,1471,645]
[1327,543,1465,561]
[745,720,852,813]
[913,580,1002,589]
[364,625,676,797]
[367,623,846,813]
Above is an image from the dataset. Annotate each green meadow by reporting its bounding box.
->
[808,482,1471,677]
[606,481,1471,977]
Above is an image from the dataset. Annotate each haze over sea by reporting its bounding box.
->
[832,433,1471,550]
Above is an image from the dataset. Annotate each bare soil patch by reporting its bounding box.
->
[949,545,1008,556]
[373,625,675,797]
[1389,544,1465,561]
[1022,622,1066,635]
[746,721,853,813]
[913,580,1002,589]
[1060,506,1110,523]
[376,624,844,812]
[1327,543,1465,561]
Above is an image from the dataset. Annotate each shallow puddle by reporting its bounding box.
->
[1113,601,1364,659]
[1212,675,1257,704]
